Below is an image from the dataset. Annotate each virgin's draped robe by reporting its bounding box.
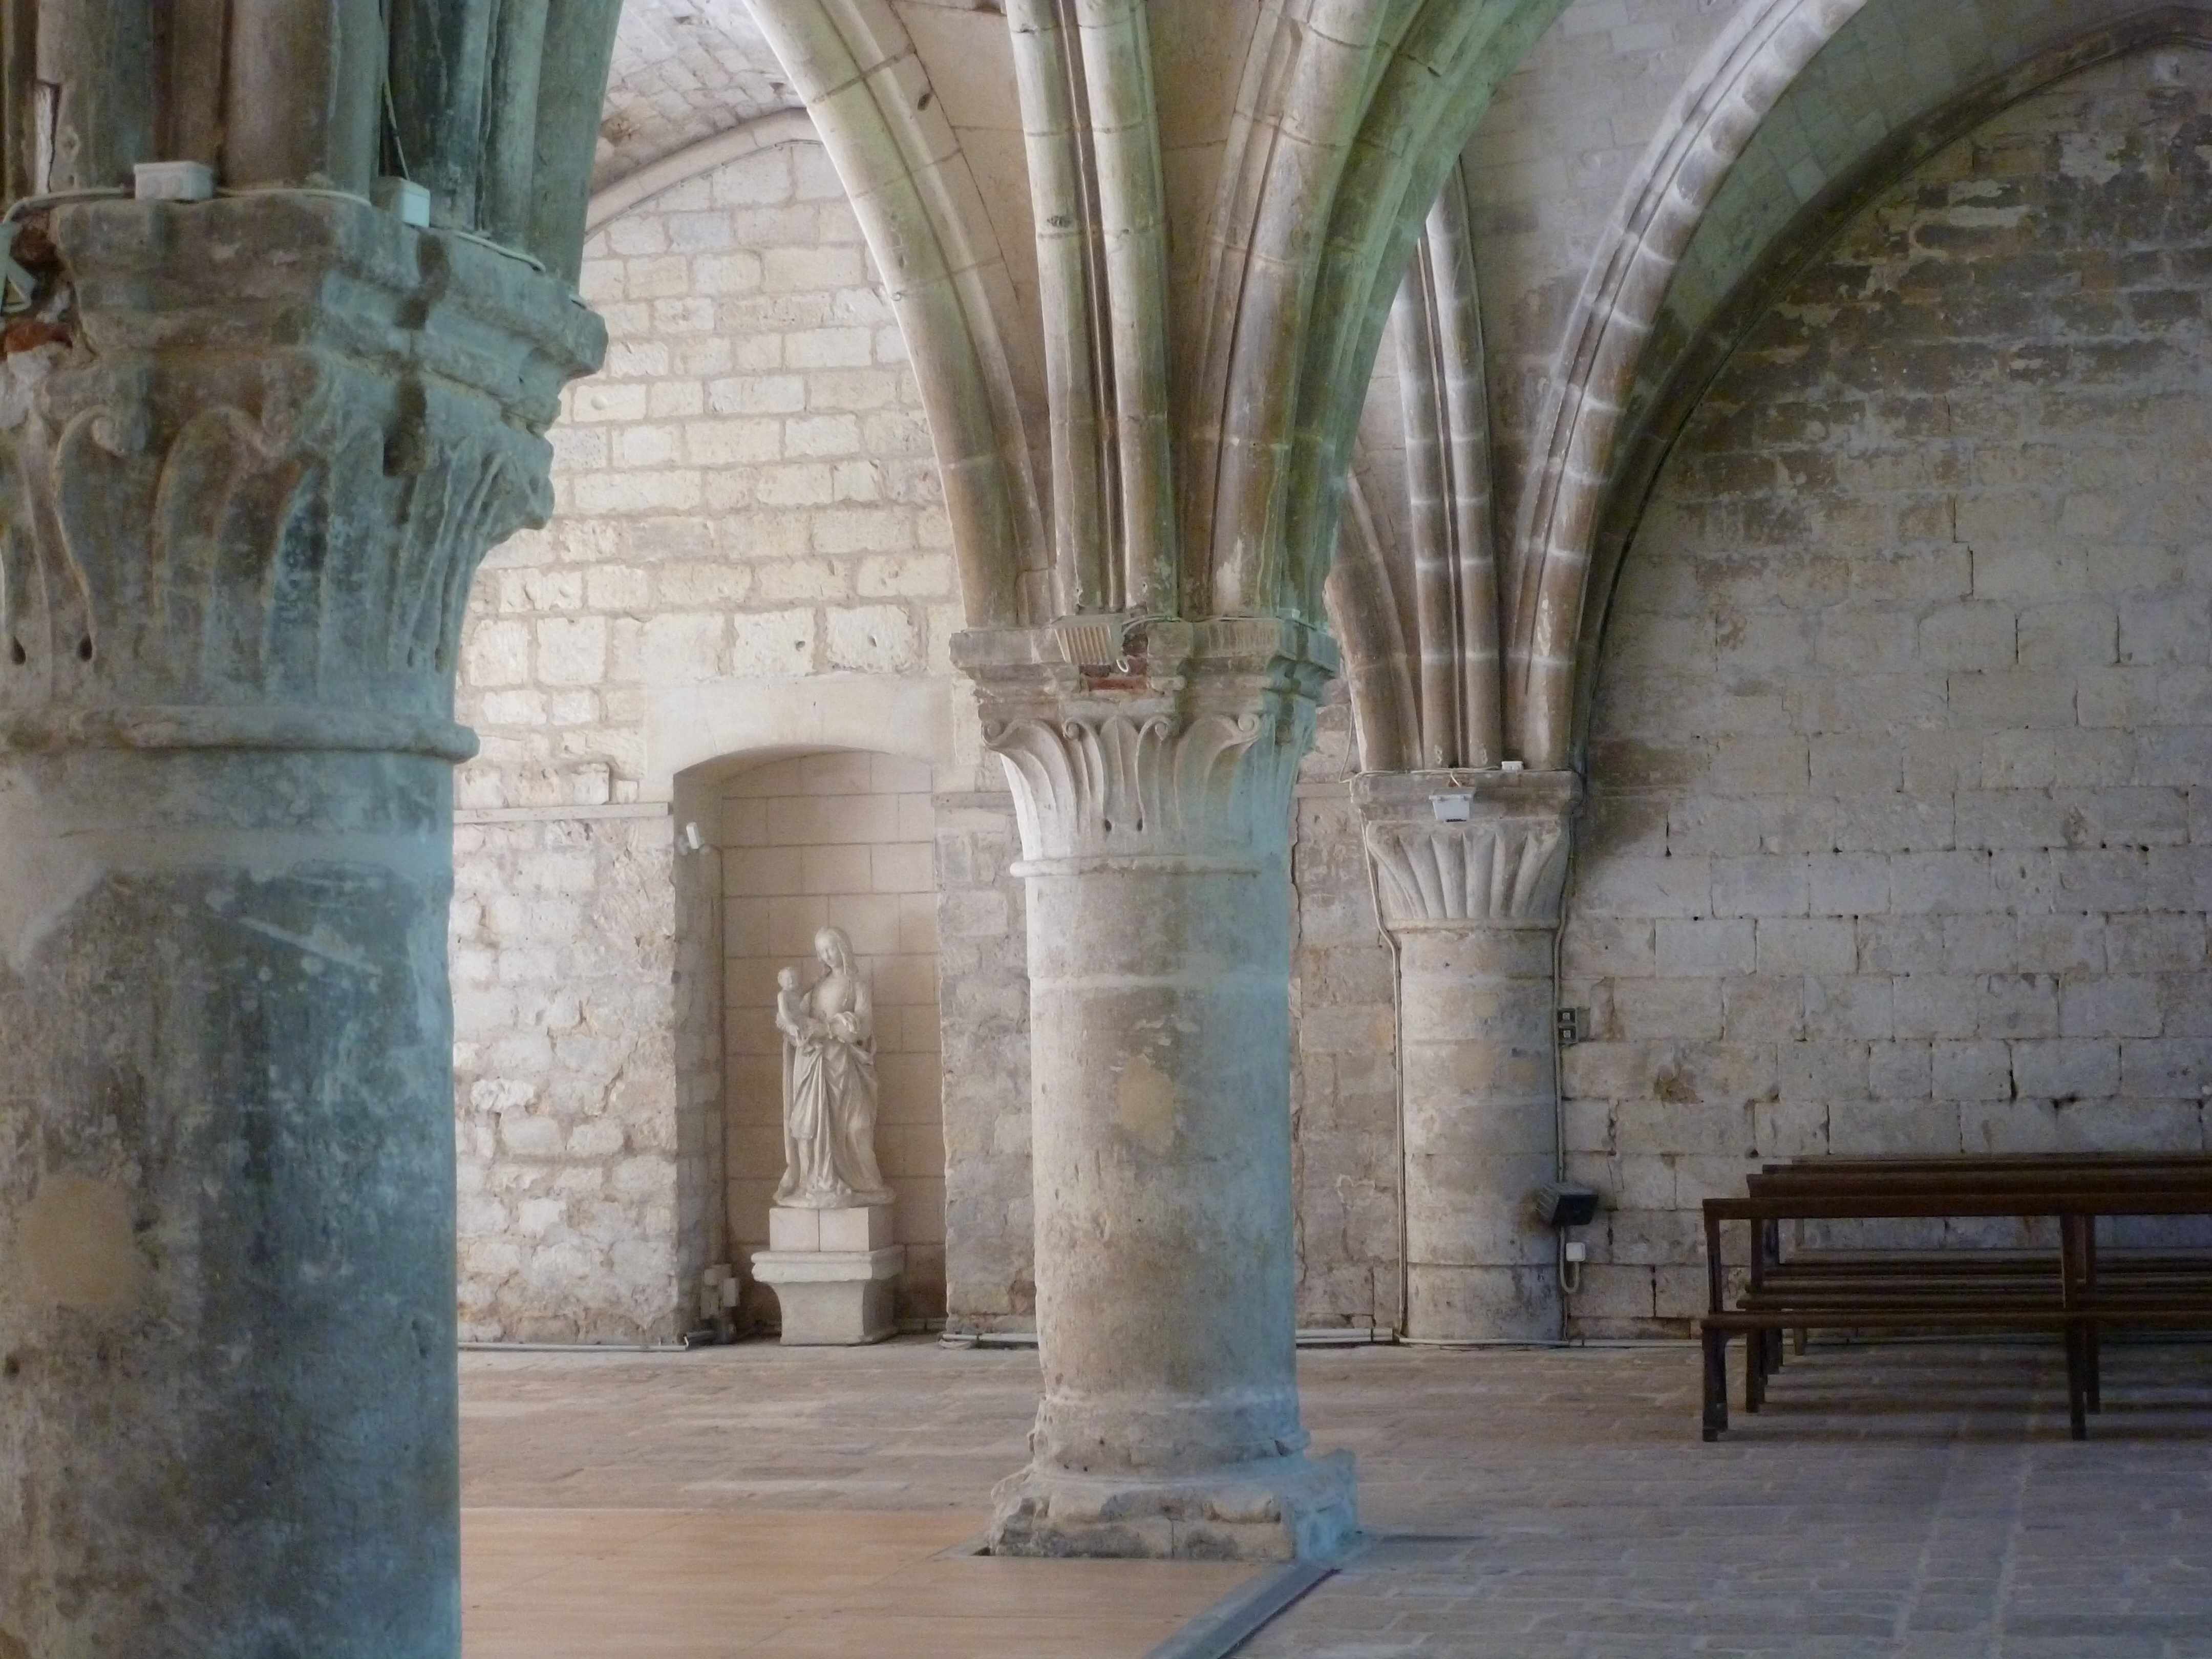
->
[776,940,890,1208]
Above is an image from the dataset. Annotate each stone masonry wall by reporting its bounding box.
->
[451,137,965,1342]
[935,792,1036,1335]
[453,804,703,1344]
[1292,699,1407,1333]
[1467,0,1737,535]
[462,137,955,817]
[1562,51,2212,1335]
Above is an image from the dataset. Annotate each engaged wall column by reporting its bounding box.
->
[0,196,600,1656]
[1355,771,1580,1344]
[956,616,1358,1561]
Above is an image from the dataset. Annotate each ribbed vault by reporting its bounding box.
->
[727,0,1577,642]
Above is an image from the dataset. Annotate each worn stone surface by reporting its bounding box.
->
[1565,50,2212,1334]
[1291,704,1408,1335]
[933,789,1038,1334]
[596,3,800,189]
[959,618,1358,1561]
[456,1338,2212,1657]
[0,195,601,1656]
[1359,771,1582,1343]
[452,805,716,1344]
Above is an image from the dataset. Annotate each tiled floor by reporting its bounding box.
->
[460,1336,2212,1658]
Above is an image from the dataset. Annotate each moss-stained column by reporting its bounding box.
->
[0,195,601,1657]
[955,616,1357,1562]
[1355,770,1580,1343]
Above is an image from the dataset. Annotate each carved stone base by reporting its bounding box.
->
[750,1238,904,1345]
[988,1451,1359,1562]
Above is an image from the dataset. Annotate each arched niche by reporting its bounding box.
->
[691,747,949,1332]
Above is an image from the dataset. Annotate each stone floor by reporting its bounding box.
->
[459,1342,1259,1655]
[460,1336,2212,1657]
[461,1507,1257,1656]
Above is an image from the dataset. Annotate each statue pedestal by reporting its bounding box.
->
[752,1205,904,1345]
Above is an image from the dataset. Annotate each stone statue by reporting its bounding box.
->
[774,925,891,1208]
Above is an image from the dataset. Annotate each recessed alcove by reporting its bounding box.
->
[715,750,946,1331]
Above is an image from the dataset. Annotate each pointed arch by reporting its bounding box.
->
[1514,0,2212,769]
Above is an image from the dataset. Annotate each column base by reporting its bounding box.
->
[1406,1263,1562,1344]
[750,1239,904,1345]
[987,1451,1358,1561]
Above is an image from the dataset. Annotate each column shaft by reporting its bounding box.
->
[0,194,601,1656]
[1026,859,1300,1472]
[1,748,460,1654]
[960,616,1356,1561]
[1357,770,1580,1344]
[1397,925,1561,1338]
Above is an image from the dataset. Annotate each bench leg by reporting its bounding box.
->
[2064,1327,2088,1441]
[1746,1332,1764,1414]
[1793,1328,1807,1357]
[1762,1327,1784,1377]
[2087,1324,2102,1415]
[1702,1328,1729,1442]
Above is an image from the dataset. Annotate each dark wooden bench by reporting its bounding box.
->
[1699,1160,2212,1441]
[1740,1155,2212,1382]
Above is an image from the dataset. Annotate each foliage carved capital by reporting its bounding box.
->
[1353,769,1581,931]
[954,615,1337,873]
[0,195,605,759]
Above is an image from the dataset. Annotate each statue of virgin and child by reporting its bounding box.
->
[772,924,890,1209]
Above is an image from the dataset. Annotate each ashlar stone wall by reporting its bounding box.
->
[453,793,721,1344]
[1562,49,2212,1334]
[452,135,963,1343]
[1291,701,1407,1334]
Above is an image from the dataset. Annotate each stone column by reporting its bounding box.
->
[0,196,600,1656]
[1354,770,1581,1344]
[955,616,1358,1561]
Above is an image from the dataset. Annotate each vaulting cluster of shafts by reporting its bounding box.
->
[0,0,2204,1647]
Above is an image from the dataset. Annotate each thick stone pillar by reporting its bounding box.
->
[0,196,599,1656]
[1354,771,1581,1344]
[955,616,1357,1561]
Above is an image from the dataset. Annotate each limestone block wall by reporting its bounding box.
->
[451,134,967,1343]
[1561,51,2212,1334]
[453,801,720,1344]
[720,752,946,1329]
[1291,700,1406,1333]
[458,133,958,822]
[934,792,1037,1335]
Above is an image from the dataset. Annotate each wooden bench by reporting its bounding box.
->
[1698,1160,2212,1441]
[1739,1155,2212,1386]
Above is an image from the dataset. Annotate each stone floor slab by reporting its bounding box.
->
[458,1336,2212,1656]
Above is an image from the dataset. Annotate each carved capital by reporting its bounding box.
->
[1353,769,1581,931]
[953,615,1338,873]
[0,195,605,759]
